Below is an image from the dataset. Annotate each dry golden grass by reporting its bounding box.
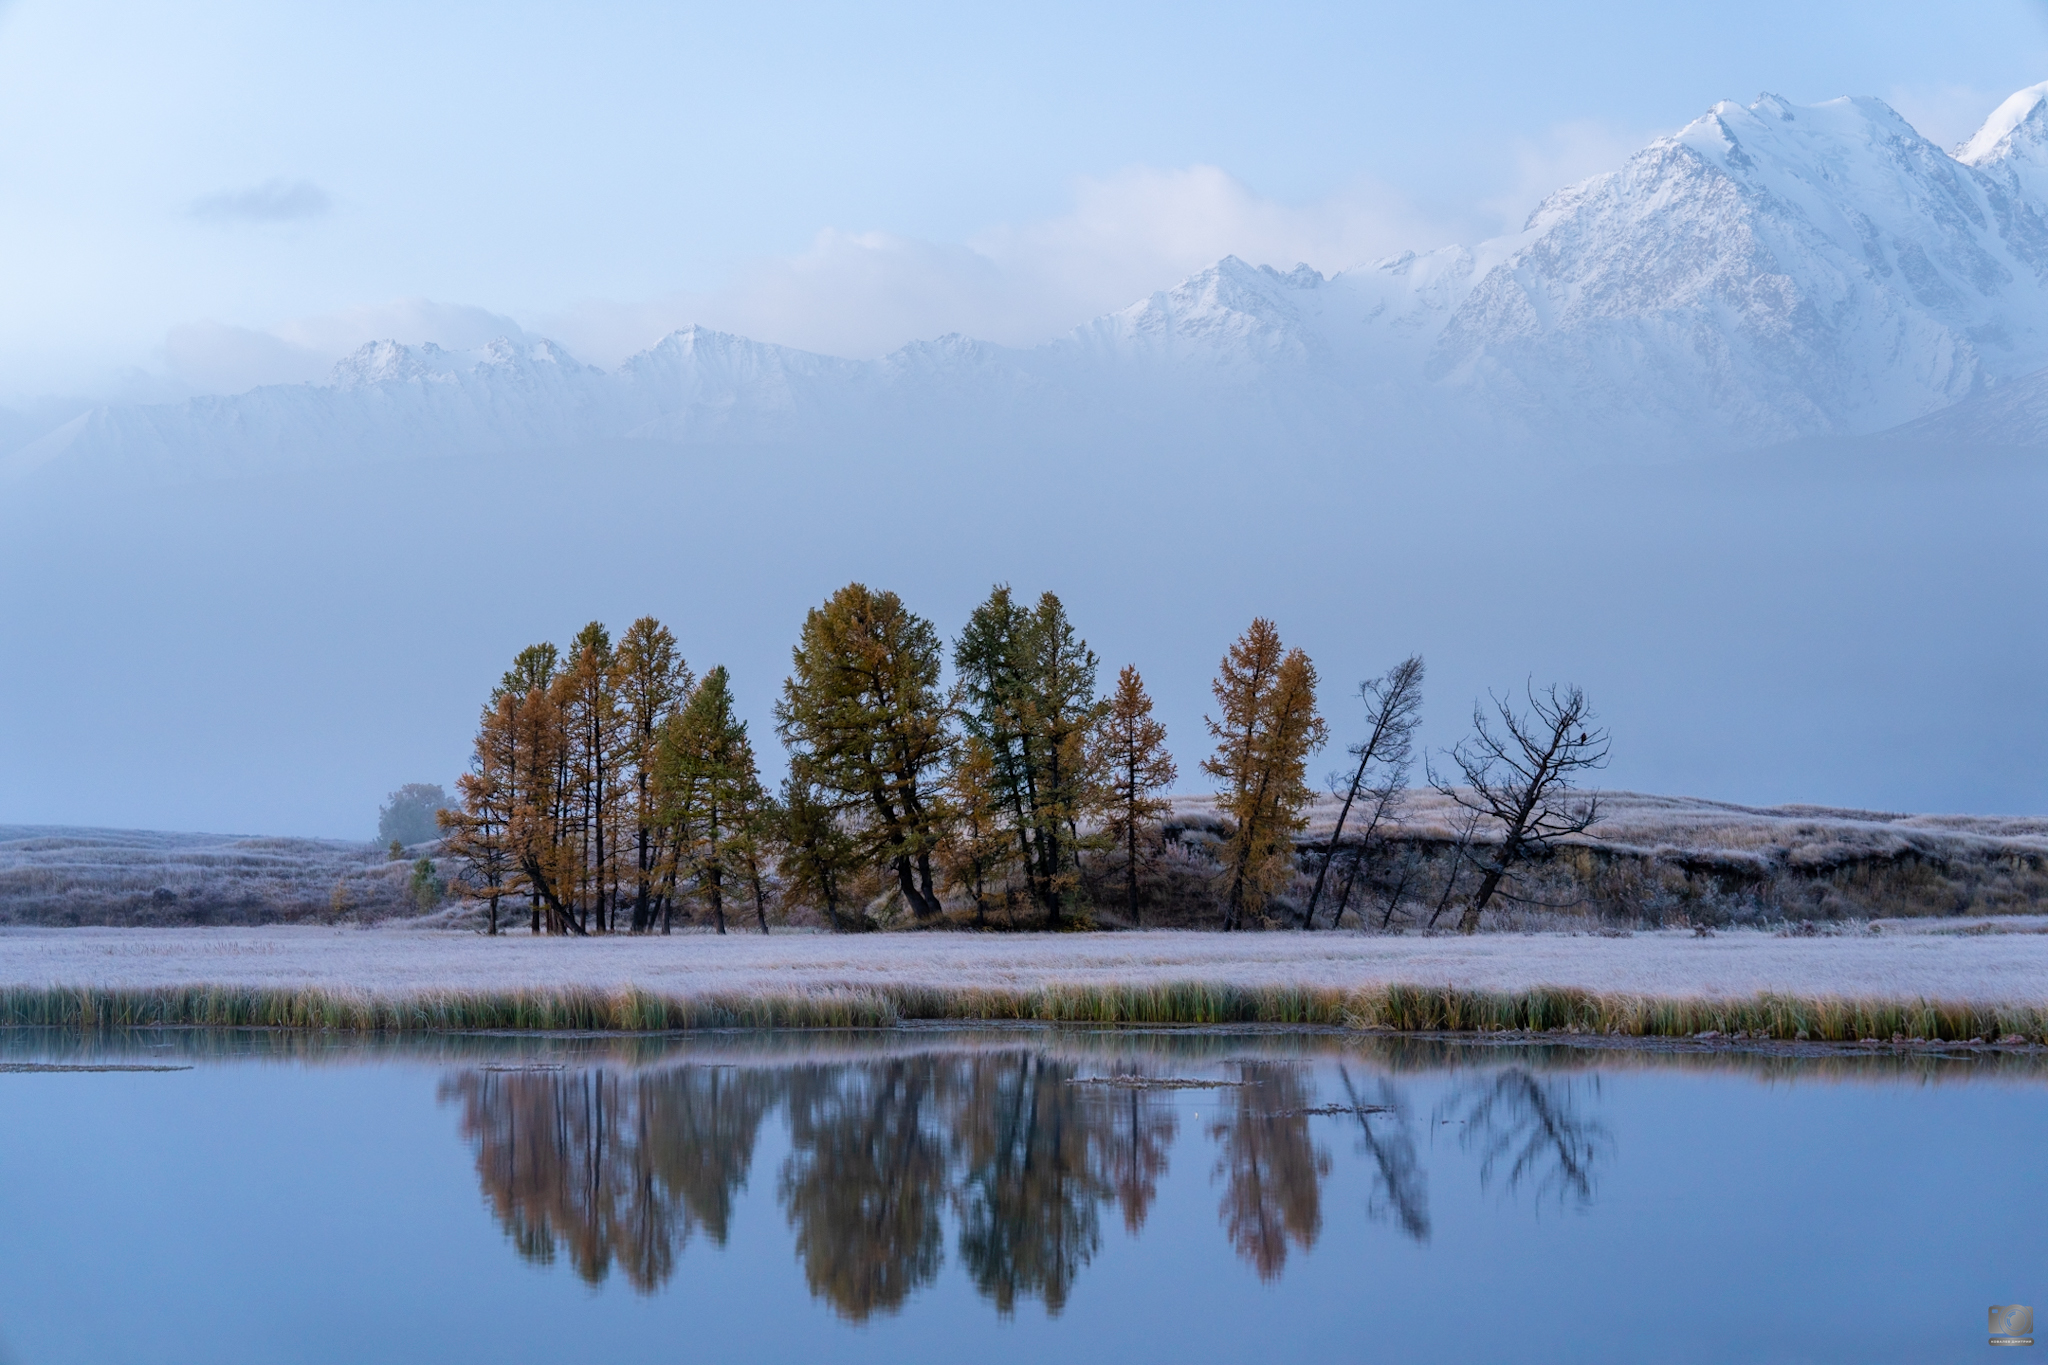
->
[3,978,2041,1045]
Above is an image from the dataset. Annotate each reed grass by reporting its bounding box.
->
[1,980,2042,1043]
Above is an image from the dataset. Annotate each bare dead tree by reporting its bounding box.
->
[1301,656,1423,930]
[1433,682,1609,934]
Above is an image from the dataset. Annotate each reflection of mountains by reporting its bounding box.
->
[441,1052,1604,1317]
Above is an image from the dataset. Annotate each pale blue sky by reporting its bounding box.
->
[5,0,2048,396]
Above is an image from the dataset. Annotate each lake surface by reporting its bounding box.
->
[0,1026,2040,1364]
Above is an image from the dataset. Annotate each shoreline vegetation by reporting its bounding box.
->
[3,923,2045,1044]
[5,788,2044,929]
[3,979,2044,1046]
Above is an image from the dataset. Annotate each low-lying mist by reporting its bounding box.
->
[1,416,2041,838]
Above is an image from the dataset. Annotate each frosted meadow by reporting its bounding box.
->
[7,919,2048,1008]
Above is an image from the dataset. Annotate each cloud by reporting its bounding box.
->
[1480,120,1654,232]
[267,299,531,356]
[162,322,329,392]
[537,164,1447,364]
[161,299,534,394]
[190,177,331,224]
[159,164,1464,387]
[973,163,1434,317]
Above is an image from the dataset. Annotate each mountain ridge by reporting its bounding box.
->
[19,83,2048,482]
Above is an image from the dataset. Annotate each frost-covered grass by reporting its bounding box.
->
[3,922,2045,1041]
[0,826,440,925]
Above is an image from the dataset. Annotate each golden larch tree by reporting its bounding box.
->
[939,734,1014,926]
[1085,664,1177,925]
[1202,618,1327,930]
[442,690,519,933]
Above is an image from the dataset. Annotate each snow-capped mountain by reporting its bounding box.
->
[18,82,2048,484]
[1956,80,2048,205]
[1429,93,2048,444]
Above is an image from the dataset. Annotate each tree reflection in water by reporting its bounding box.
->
[443,1050,1602,1315]
[779,1059,949,1321]
[1097,1076,1178,1234]
[439,1066,774,1293]
[952,1054,1105,1316]
[1338,1066,1430,1244]
[1209,1063,1331,1280]
[1445,1068,1610,1210]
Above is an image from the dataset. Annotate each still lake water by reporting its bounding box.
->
[0,1026,2040,1364]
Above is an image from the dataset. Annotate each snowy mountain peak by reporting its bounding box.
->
[1068,255,1332,366]
[1957,81,2048,165]
[329,336,597,389]
[1948,82,2048,227]
[330,339,468,387]
[1421,86,2048,444]
[479,336,587,371]
[624,325,855,384]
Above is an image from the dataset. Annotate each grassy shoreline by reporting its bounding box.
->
[4,980,2043,1044]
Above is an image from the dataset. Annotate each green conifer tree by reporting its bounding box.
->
[953,586,1101,927]
[655,666,761,935]
[775,584,951,920]
[772,765,861,931]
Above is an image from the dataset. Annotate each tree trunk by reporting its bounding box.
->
[916,849,940,918]
[1223,760,1278,931]
[1378,853,1416,931]
[1458,863,1508,934]
[892,855,937,920]
[749,855,770,934]
[1125,808,1140,927]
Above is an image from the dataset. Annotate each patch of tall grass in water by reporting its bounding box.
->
[0,982,2042,1042]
